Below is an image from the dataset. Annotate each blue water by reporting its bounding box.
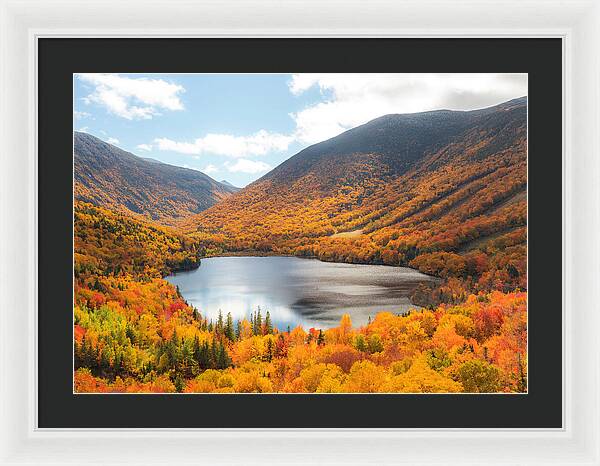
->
[166,256,436,330]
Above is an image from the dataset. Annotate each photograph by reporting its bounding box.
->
[5,0,600,458]
[72,72,528,394]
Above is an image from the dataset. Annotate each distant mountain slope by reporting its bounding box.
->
[74,132,237,224]
[185,97,527,293]
[219,180,240,191]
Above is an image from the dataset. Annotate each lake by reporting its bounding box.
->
[166,256,437,330]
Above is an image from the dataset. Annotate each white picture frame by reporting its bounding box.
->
[0,0,598,464]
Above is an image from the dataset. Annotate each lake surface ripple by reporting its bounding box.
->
[166,256,437,330]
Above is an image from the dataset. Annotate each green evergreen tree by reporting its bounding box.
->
[210,338,218,369]
[192,335,201,362]
[215,342,231,369]
[317,329,325,346]
[216,309,224,336]
[264,311,273,335]
[99,347,111,374]
[195,341,210,370]
[255,308,263,335]
[235,320,242,341]
[265,338,274,362]
[174,373,185,393]
[225,312,235,341]
[181,339,195,378]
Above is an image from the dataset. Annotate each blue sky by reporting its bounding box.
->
[74,73,527,187]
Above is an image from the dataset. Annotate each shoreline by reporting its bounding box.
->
[171,251,442,282]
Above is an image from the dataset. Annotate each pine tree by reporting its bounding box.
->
[99,347,111,374]
[265,338,274,362]
[264,311,273,335]
[210,338,218,369]
[317,329,325,346]
[196,341,210,370]
[225,312,235,341]
[255,308,263,335]
[174,374,185,393]
[235,320,242,341]
[216,309,224,336]
[181,339,194,378]
[215,342,231,369]
[192,335,201,362]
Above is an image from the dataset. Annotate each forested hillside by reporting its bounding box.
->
[74,202,526,393]
[74,132,237,224]
[73,97,528,393]
[184,98,527,301]
[73,200,526,393]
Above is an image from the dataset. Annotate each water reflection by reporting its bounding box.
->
[166,256,436,330]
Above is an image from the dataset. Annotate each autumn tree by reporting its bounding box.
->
[457,359,501,393]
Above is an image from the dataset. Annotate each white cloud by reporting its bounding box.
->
[288,73,527,144]
[78,126,89,133]
[77,73,185,120]
[136,143,152,152]
[225,159,272,174]
[202,164,219,174]
[106,137,120,145]
[153,130,293,158]
[74,110,91,120]
[180,163,218,175]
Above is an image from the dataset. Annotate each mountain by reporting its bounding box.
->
[74,132,237,224]
[219,180,240,191]
[259,96,526,190]
[141,157,162,164]
[184,97,527,293]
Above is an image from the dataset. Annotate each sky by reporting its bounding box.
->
[74,73,527,187]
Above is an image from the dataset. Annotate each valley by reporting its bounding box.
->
[181,97,527,299]
[73,96,528,393]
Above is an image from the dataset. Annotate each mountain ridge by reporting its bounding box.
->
[183,96,527,294]
[256,96,526,190]
[74,132,237,224]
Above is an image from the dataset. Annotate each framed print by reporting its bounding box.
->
[1,0,599,465]
[39,38,560,429]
